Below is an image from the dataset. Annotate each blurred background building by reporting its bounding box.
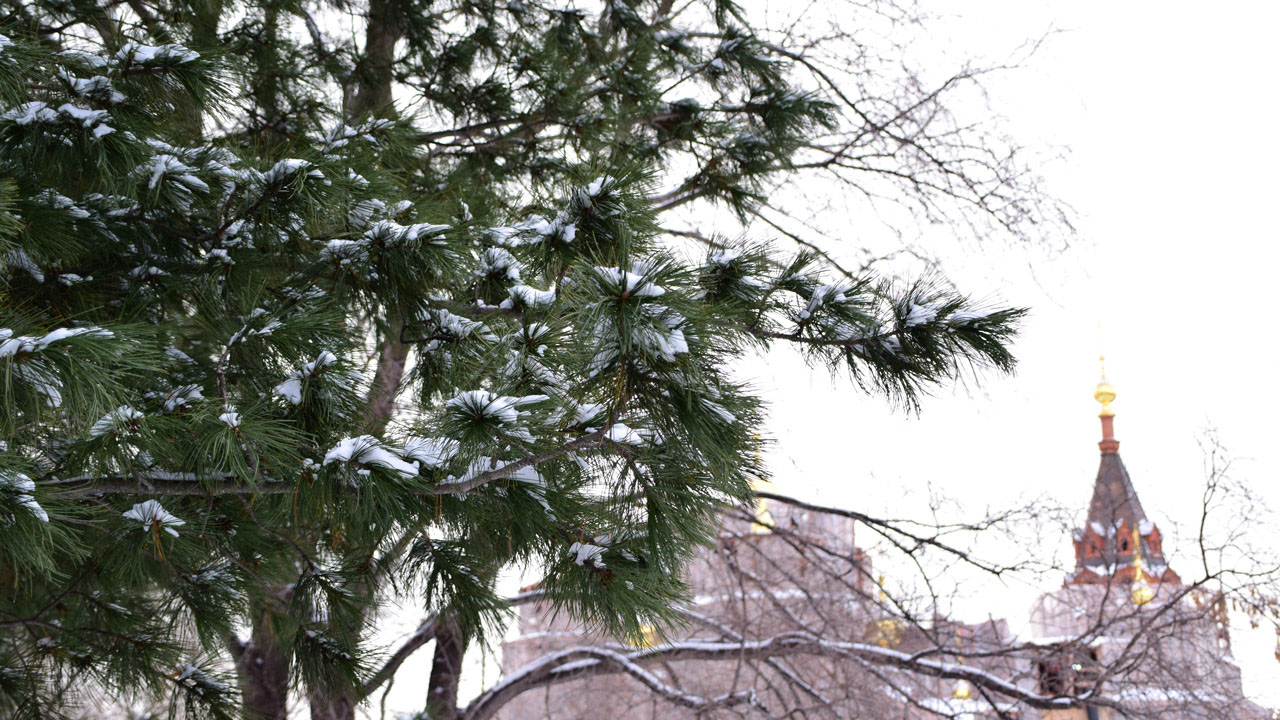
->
[494,376,1265,719]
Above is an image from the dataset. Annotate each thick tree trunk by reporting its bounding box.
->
[307,686,357,720]
[426,618,466,720]
[236,614,292,720]
[349,0,404,119]
[363,325,409,438]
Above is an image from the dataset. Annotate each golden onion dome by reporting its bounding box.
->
[631,624,658,648]
[1131,577,1155,606]
[952,681,973,700]
[1094,355,1116,417]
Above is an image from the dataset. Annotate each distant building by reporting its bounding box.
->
[496,369,1266,719]
[1029,366,1261,720]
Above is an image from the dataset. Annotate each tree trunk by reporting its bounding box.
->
[308,686,357,720]
[349,0,403,119]
[363,324,409,438]
[236,614,292,720]
[426,618,466,720]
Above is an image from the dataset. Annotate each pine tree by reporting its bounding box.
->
[0,1,1034,718]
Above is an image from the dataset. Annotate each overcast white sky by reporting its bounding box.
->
[372,2,1280,715]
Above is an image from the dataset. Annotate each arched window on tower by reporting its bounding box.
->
[1084,539,1100,559]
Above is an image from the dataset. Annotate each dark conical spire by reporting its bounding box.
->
[1067,368,1180,588]
[1086,452,1148,532]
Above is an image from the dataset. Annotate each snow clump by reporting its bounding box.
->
[323,436,420,481]
[400,437,460,469]
[274,351,337,405]
[500,285,556,308]
[1,472,48,522]
[89,406,144,437]
[114,42,200,66]
[903,302,941,328]
[163,385,203,412]
[799,282,853,320]
[0,326,113,359]
[595,267,665,298]
[123,499,184,536]
[445,390,548,425]
[569,541,607,568]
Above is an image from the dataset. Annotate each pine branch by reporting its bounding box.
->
[42,429,610,499]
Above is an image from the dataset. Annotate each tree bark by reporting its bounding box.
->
[363,325,409,438]
[236,613,292,720]
[349,0,404,119]
[308,685,357,720]
[427,618,466,720]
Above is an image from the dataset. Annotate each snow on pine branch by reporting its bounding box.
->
[487,175,619,250]
[320,219,450,268]
[0,471,48,522]
[114,42,200,67]
[752,274,1022,377]
[0,326,117,407]
[1,101,116,139]
[444,390,548,425]
[88,406,144,438]
[58,70,124,104]
[122,499,184,536]
[401,437,460,469]
[322,436,421,481]
[420,308,496,348]
[273,351,351,405]
[501,284,556,309]
[217,407,241,428]
[0,327,114,359]
[592,266,666,298]
[162,384,204,412]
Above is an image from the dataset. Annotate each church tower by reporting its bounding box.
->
[1027,364,1263,720]
[1066,360,1180,594]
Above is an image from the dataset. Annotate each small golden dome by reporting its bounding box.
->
[1094,355,1116,417]
[750,495,774,534]
[868,618,904,648]
[1093,380,1116,405]
[952,681,973,700]
[631,624,658,648]
[1131,577,1155,606]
